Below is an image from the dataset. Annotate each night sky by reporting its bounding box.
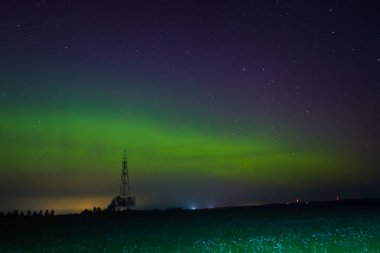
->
[1,0,380,212]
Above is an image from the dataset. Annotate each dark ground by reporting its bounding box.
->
[1,200,380,252]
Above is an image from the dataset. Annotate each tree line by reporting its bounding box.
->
[0,209,55,217]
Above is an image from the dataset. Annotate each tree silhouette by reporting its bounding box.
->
[80,209,92,215]
[50,209,55,216]
[93,206,102,213]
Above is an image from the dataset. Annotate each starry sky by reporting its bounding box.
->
[1,0,380,212]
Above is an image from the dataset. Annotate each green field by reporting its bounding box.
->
[1,206,380,252]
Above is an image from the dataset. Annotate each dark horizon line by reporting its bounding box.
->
[1,197,380,216]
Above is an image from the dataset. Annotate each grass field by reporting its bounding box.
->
[1,204,379,252]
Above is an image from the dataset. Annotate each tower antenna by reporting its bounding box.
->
[120,150,130,197]
[107,150,136,211]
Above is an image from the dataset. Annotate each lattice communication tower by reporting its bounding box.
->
[107,150,136,211]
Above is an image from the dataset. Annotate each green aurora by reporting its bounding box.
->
[0,90,367,211]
